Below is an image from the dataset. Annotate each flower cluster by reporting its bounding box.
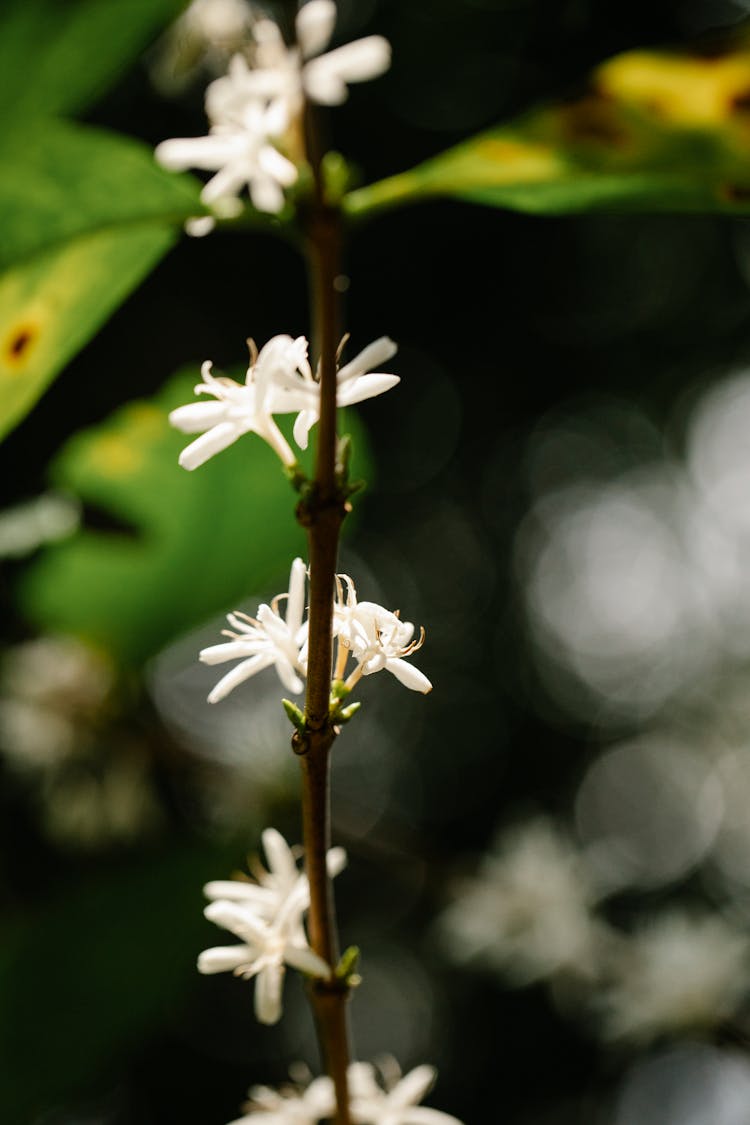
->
[200,557,432,704]
[155,0,391,222]
[199,827,346,1024]
[231,1060,463,1124]
[169,333,398,470]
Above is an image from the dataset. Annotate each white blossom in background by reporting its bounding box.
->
[156,96,297,219]
[151,0,254,94]
[600,910,750,1042]
[207,0,391,120]
[155,0,391,221]
[439,818,600,985]
[200,557,308,702]
[318,573,432,694]
[0,636,113,769]
[169,335,309,470]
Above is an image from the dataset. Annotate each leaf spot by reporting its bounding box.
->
[5,323,38,367]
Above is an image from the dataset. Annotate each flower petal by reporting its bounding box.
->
[337,372,400,407]
[178,421,243,470]
[206,652,276,702]
[385,658,433,694]
[197,944,251,974]
[293,408,318,449]
[204,898,267,937]
[284,944,331,977]
[274,655,305,695]
[399,1109,465,1125]
[286,557,308,636]
[262,827,299,888]
[199,640,261,665]
[168,399,228,433]
[155,134,240,171]
[338,336,397,382]
[296,0,336,57]
[326,846,347,878]
[255,962,284,1025]
[390,1066,437,1110]
[204,880,277,908]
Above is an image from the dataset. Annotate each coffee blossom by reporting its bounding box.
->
[155,1,391,220]
[325,574,432,694]
[199,557,308,702]
[169,335,310,470]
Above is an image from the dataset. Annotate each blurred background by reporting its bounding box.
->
[6,0,750,1121]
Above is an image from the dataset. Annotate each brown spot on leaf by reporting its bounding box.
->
[731,88,750,112]
[5,323,38,367]
[560,97,633,148]
[718,183,750,203]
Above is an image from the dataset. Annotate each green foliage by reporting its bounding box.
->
[20,371,373,665]
[0,0,186,120]
[0,121,201,440]
[346,37,750,218]
[0,0,202,442]
[0,120,201,271]
[0,227,177,444]
[0,840,237,1121]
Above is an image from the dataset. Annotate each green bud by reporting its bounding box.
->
[322,151,354,204]
[330,679,351,701]
[335,945,361,986]
[337,701,361,724]
[284,463,308,493]
[282,698,306,733]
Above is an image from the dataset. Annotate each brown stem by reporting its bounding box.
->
[296,100,352,1125]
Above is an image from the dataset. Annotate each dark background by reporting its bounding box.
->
[3,1,750,1122]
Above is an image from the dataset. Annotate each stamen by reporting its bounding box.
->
[336,332,351,363]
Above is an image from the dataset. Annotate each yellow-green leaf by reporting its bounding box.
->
[346,36,750,218]
[0,225,175,444]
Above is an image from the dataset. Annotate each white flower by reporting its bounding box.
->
[600,910,750,1042]
[156,2,390,219]
[229,1075,334,1124]
[324,574,432,694]
[225,1061,462,1125]
[151,0,254,94]
[203,826,347,942]
[155,102,297,216]
[199,877,330,1024]
[199,828,346,1024]
[350,1063,463,1125]
[270,336,399,451]
[169,334,311,470]
[207,2,391,119]
[199,557,308,702]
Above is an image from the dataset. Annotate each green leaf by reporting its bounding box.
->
[346,37,750,218]
[0,0,186,120]
[0,121,201,439]
[0,225,175,443]
[0,120,201,271]
[20,373,373,665]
